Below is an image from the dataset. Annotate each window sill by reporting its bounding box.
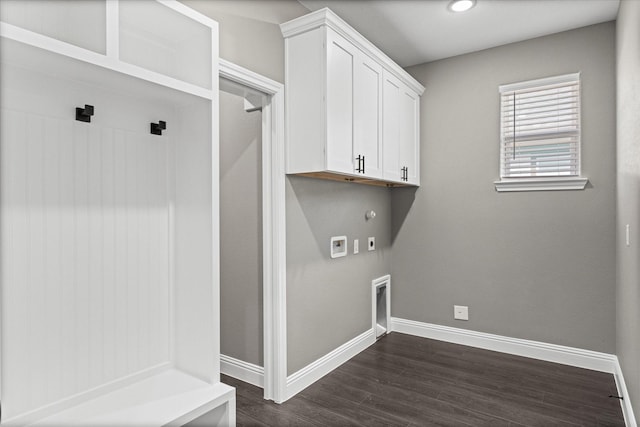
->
[494,177,589,192]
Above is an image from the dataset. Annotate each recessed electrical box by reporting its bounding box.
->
[330,236,347,258]
[454,305,469,321]
[368,237,375,251]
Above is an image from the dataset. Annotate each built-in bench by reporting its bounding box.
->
[28,370,235,426]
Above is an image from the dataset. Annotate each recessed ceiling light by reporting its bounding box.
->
[448,0,476,13]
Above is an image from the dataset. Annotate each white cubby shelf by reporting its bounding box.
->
[0,1,234,425]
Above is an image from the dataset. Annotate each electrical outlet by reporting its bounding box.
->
[454,305,469,321]
[368,237,375,251]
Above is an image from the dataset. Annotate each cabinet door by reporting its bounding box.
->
[383,71,420,185]
[399,86,420,185]
[325,30,356,175]
[353,53,383,179]
[382,71,403,182]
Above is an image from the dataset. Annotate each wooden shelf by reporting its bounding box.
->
[294,171,413,188]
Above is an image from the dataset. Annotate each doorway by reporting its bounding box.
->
[219,84,264,385]
[218,60,286,403]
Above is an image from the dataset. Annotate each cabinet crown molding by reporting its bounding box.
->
[280,7,425,96]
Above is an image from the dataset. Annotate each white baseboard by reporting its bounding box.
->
[220,354,264,388]
[285,329,375,401]
[391,317,617,373]
[614,357,638,427]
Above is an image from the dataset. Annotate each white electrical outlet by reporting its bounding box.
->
[454,305,469,321]
[354,239,359,254]
[368,237,375,251]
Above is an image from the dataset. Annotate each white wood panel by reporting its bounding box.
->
[27,112,47,410]
[0,0,108,54]
[173,99,217,382]
[399,88,420,185]
[382,71,402,182]
[284,30,326,174]
[101,127,117,384]
[0,88,172,420]
[1,109,29,417]
[325,30,355,175]
[138,133,151,371]
[125,130,140,374]
[59,117,77,402]
[150,133,171,366]
[113,128,129,381]
[88,124,104,390]
[354,54,383,178]
[43,117,63,404]
[74,121,91,394]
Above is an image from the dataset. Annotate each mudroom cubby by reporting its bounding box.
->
[0,1,234,425]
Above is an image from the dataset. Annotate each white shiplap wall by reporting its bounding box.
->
[0,80,172,419]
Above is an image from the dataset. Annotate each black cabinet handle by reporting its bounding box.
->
[401,166,408,181]
[356,155,365,174]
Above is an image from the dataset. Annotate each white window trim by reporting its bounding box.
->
[495,72,589,192]
[494,176,588,192]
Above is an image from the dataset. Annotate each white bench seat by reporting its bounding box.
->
[27,370,235,426]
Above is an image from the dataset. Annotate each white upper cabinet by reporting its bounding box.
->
[281,8,424,186]
[383,70,420,185]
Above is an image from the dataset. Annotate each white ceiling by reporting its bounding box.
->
[297,0,619,67]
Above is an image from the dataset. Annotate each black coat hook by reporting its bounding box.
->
[151,121,166,135]
[75,104,94,122]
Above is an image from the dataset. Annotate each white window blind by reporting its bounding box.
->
[499,73,580,179]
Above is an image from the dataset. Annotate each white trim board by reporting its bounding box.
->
[614,357,638,427]
[391,317,617,373]
[219,59,287,404]
[220,355,264,389]
[284,329,375,401]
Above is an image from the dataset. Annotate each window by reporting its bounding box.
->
[495,73,588,192]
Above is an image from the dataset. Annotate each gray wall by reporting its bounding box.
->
[286,178,391,374]
[186,0,621,382]
[392,22,617,353]
[219,91,263,366]
[616,0,640,418]
[182,0,309,82]
[183,0,392,375]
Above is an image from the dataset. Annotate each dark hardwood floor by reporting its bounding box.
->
[222,332,625,426]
